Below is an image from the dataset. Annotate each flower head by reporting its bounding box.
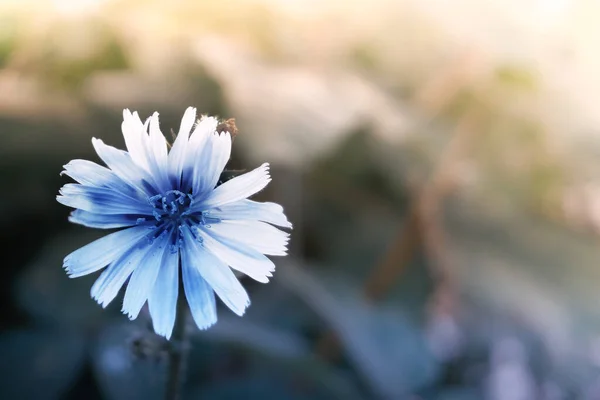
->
[57,108,291,339]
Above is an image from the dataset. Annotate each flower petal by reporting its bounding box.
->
[181,252,218,330]
[92,138,160,194]
[207,199,292,228]
[122,231,170,320]
[182,226,250,316]
[197,226,275,283]
[168,107,195,188]
[148,240,179,339]
[90,239,152,308]
[187,116,217,159]
[192,132,232,196]
[63,226,151,278]
[61,159,131,192]
[68,210,142,229]
[181,116,217,190]
[122,109,151,171]
[206,220,289,256]
[196,163,271,209]
[148,113,168,168]
[145,112,170,191]
[57,184,151,215]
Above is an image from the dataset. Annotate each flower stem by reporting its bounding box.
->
[165,278,189,400]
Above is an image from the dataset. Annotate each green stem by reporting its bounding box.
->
[164,277,189,400]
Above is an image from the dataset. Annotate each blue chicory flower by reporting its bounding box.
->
[57,108,291,339]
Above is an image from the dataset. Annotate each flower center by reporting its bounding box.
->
[149,190,193,222]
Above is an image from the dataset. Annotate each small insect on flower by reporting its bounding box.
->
[57,108,291,339]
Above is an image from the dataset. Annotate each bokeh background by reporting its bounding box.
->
[2,0,600,399]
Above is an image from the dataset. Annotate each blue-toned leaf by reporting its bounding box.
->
[278,262,440,399]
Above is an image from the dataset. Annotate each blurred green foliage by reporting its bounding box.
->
[16,24,129,91]
[432,63,568,216]
[0,17,16,68]
[493,65,538,91]
[43,36,128,90]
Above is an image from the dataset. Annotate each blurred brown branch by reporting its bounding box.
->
[315,110,480,361]
[368,52,485,301]
[314,52,484,361]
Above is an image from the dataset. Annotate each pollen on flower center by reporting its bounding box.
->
[149,190,193,222]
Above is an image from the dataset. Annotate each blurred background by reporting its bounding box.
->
[2,0,600,399]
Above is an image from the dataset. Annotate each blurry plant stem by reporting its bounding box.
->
[165,277,189,400]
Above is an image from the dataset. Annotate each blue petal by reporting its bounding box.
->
[204,220,289,256]
[191,132,231,195]
[122,231,170,320]
[64,226,151,278]
[207,199,292,228]
[194,163,271,210]
[61,159,137,197]
[92,138,158,195]
[90,239,152,308]
[121,109,169,190]
[68,210,142,229]
[181,251,217,330]
[197,226,275,283]
[148,237,180,339]
[121,109,152,172]
[61,161,142,211]
[57,184,151,215]
[147,113,169,173]
[139,113,169,189]
[138,112,170,193]
[168,107,196,188]
[181,226,250,316]
[181,116,217,189]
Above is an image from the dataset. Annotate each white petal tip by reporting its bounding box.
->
[153,329,172,340]
[196,320,218,331]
